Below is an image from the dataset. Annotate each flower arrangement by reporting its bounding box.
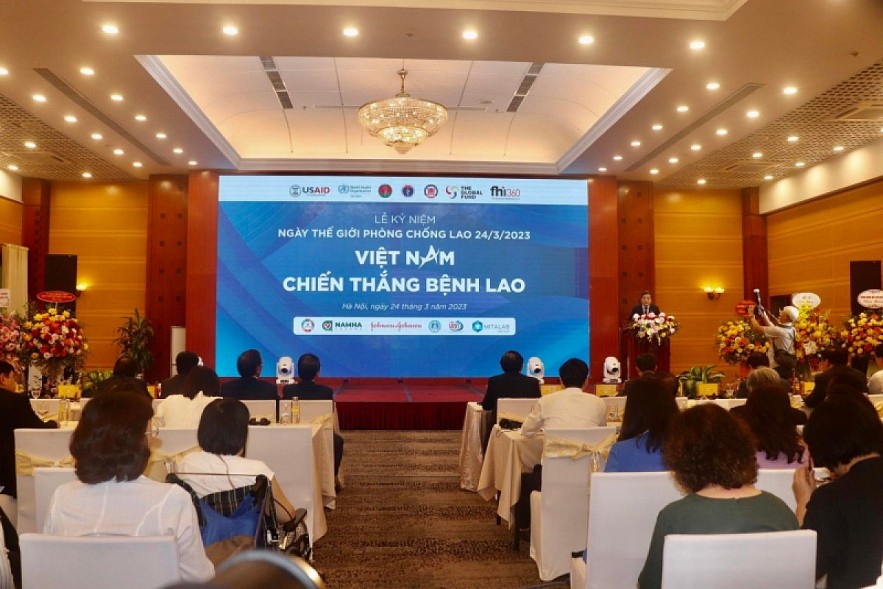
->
[841,311,883,358]
[714,318,768,365]
[0,312,23,367]
[794,304,840,361]
[629,312,680,346]
[21,307,88,379]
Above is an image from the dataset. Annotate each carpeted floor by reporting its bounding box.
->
[311,431,558,589]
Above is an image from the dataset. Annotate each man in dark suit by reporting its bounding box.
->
[804,347,868,408]
[619,352,657,397]
[629,290,661,318]
[159,351,200,398]
[220,349,278,400]
[283,354,343,480]
[0,360,58,502]
[83,355,151,399]
[480,350,541,423]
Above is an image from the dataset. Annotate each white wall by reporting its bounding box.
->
[0,171,22,202]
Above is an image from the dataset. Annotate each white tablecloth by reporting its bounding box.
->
[458,402,491,491]
[476,425,543,524]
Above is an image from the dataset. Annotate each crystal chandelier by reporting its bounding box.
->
[358,69,448,155]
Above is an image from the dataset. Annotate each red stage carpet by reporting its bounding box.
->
[332,379,484,430]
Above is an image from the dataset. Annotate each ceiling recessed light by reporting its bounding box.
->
[746,110,760,118]
[133,161,143,168]
[90,132,103,140]
[598,167,607,172]
[462,30,478,40]
[173,147,183,154]
[783,86,798,95]
[651,124,663,131]
[7,164,19,171]
[155,132,167,139]
[697,178,707,185]
[752,152,763,159]
[343,27,359,37]
[612,155,623,161]
[716,128,728,136]
[795,161,806,168]
[82,172,92,179]
[101,23,119,35]
[578,35,594,45]
[113,148,124,155]
[689,40,705,50]
[23,141,36,149]
[222,25,239,36]
[668,157,679,164]
[833,145,845,152]
[110,93,123,102]
[706,82,720,90]
[649,168,659,175]
[690,144,702,151]
[764,175,774,181]
[134,114,147,122]
[631,140,641,147]
[0,67,8,76]
[64,115,77,123]
[79,66,95,76]
[32,94,47,103]
[787,135,799,142]
[676,105,689,113]
[188,160,198,166]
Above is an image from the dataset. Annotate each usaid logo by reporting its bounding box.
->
[289,185,301,197]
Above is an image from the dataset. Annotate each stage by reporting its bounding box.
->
[330,379,484,430]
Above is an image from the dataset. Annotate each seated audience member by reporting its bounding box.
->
[282,354,344,479]
[794,393,883,589]
[868,343,883,395]
[653,371,680,398]
[479,350,541,423]
[638,404,798,589]
[804,347,868,409]
[84,355,151,399]
[220,349,278,401]
[44,389,214,581]
[735,352,771,398]
[156,365,220,428]
[605,377,678,472]
[161,351,201,398]
[733,366,806,426]
[179,398,297,524]
[515,358,606,533]
[732,383,807,469]
[618,353,657,397]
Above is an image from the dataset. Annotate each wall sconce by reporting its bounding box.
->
[704,286,724,301]
[75,283,89,298]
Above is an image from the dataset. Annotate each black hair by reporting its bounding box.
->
[558,358,589,388]
[236,349,262,377]
[803,393,883,470]
[197,398,250,456]
[500,350,524,374]
[297,353,321,382]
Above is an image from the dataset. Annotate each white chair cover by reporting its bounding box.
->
[33,467,77,532]
[242,400,277,423]
[572,471,684,589]
[298,400,333,425]
[530,427,617,581]
[28,398,61,421]
[0,514,12,589]
[20,533,181,589]
[14,429,74,533]
[458,402,489,491]
[496,398,538,423]
[660,530,817,589]
[296,401,337,501]
[756,468,799,512]
[146,428,201,481]
[151,398,162,412]
[602,397,627,420]
[711,398,747,410]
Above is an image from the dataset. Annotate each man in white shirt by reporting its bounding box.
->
[515,358,606,534]
[869,344,883,395]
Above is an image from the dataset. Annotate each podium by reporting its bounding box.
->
[620,329,671,380]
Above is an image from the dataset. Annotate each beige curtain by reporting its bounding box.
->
[0,243,28,316]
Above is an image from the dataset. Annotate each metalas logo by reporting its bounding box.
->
[322,320,333,331]
[301,319,315,333]
[429,320,442,333]
[378,184,393,198]
[472,320,484,333]
[289,185,301,197]
[448,320,464,332]
[446,185,459,199]
[402,184,415,197]
[424,184,438,198]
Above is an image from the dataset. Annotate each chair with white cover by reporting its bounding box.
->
[530,426,617,581]
[298,400,334,425]
[20,533,182,589]
[33,466,76,532]
[602,397,627,420]
[712,398,747,410]
[242,400,278,423]
[496,398,538,423]
[659,530,817,589]
[14,428,74,533]
[571,471,683,589]
[756,468,799,512]
[146,427,200,481]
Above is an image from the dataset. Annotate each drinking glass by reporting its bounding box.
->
[279,400,293,425]
[36,400,49,420]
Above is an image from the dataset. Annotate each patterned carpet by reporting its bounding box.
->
[311,431,558,589]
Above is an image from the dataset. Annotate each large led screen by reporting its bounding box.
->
[216,176,589,378]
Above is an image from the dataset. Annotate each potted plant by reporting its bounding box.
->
[114,309,154,376]
[678,364,726,399]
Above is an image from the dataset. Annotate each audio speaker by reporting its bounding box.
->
[850,260,882,315]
